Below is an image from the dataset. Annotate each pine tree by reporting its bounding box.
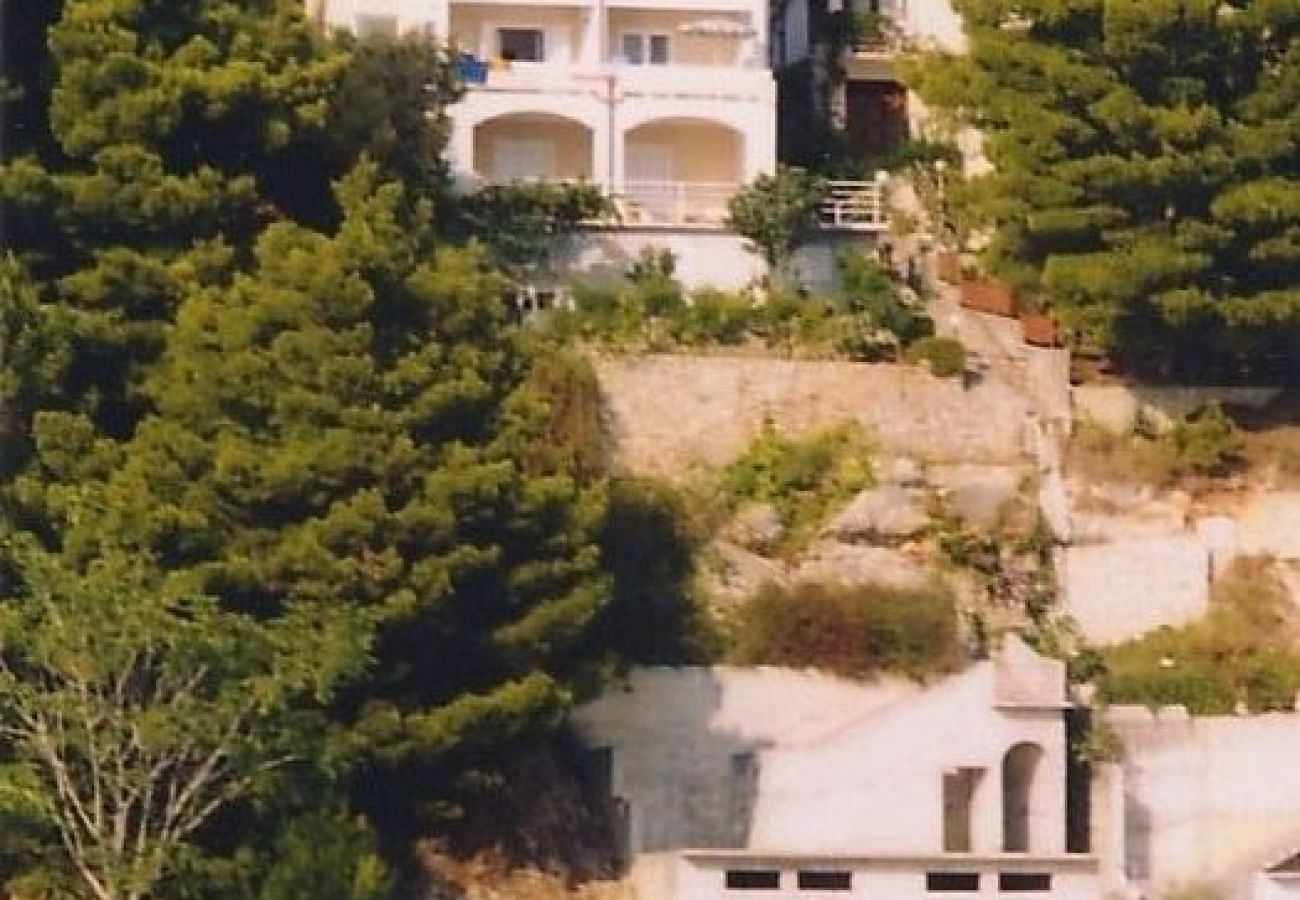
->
[908,0,1300,381]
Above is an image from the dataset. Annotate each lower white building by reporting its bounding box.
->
[574,637,1114,899]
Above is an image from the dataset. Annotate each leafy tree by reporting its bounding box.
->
[0,0,350,440]
[325,31,463,208]
[907,0,1300,381]
[458,182,612,284]
[0,543,366,900]
[726,167,827,280]
[6,166,612,841]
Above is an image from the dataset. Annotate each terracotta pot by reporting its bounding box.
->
[959,279,1018,318]
[1021,314,1060,348]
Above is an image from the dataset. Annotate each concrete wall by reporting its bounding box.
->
[593,354,1033,476]
[1060,536,1211,646]
[574,643,1089,899]
[1074,386,1285,435]
[1107,707,1300,900]
[749,661,1069,856]
[573,667,923,855]
[559,229,765,291]
[674,851,1101,900]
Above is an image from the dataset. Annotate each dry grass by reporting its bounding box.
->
[1230,393,1300,488]
[419,845,634,900]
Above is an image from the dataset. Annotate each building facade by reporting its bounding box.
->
[574,637,1113,899]
[316,0,777,229]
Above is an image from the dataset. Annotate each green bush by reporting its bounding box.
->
[719,424,873,551]
[1161,401,1242,477]
[906,336,967,377]
[672,289,754,346]
[1098,558,1300,713]
[725,580,963,680]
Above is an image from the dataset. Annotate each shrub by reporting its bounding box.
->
[906,336,966,377]
[672,289,754,346]
[725,580,963,680]
[725,167,827,278]
[836,249,934,348]
[1160,401,1242,477]
[719,424,873,551]
[1098,558,1300,713]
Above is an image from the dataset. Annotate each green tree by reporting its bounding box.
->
[0,543,366,900]
[907,0,1300,381]
[0,0,350,441]
[725,167,827,281]
[325,31,463,208]
[8,166,612,838]
[458,181,613,284]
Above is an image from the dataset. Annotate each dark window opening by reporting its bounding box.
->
[926,871,980,892]
[498,28,544,62]
[999,872,1052,892]
[726,869,780,890]
[798,870,852,890]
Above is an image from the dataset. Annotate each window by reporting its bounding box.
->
[926,871,980,892]
[356,14,398,39]
[725,870,780,890]
[798,870,852,891]
[998,873,1052,892]
[620,32,670,64]
[498,28,544,62]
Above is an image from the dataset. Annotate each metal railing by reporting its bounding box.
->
[818,179,888,231]
[615,180,740,226]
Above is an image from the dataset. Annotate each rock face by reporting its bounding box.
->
[595,355,1033,477]
[1062,536,1211,645]
[793,542,934,591]
[1237,492,1300,560]
[723,503,784,554]
[823,486,929,544]
[703,541,788,606]
[929,464,1024,529]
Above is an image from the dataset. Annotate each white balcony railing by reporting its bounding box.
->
[615,180,739,226]
[818,179,888,231]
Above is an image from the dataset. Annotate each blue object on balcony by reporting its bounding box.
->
[457,54,488,85]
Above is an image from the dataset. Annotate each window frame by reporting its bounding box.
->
[618,31,672,65]
[497,27,546,62]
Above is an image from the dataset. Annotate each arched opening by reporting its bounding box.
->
[620,118,744,224]
[473,113,594,182]
[1002,742,1044,852]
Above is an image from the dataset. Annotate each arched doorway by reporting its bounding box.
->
[473,113,594,182]
[1002,742,1044,852]
[620,118,744,224]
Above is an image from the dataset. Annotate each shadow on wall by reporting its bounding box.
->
[1125,794,1153,882]
[573,669,771,862]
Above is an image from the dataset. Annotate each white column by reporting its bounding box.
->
[431,0,450,42]
[448,110,477,187]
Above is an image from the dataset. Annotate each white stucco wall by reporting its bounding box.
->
[749,663,1069,856]
[1061,536,1211,646]
[899,0,965,52]
[558,228,766,291]
[1109,707,1300,900]
[573,642,1089,899]
[674,851,1101,900]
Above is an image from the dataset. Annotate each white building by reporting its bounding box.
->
[316,0,889,289]
[773,0,985,176]
[319,0,775,222]
[574,637,1114,899]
